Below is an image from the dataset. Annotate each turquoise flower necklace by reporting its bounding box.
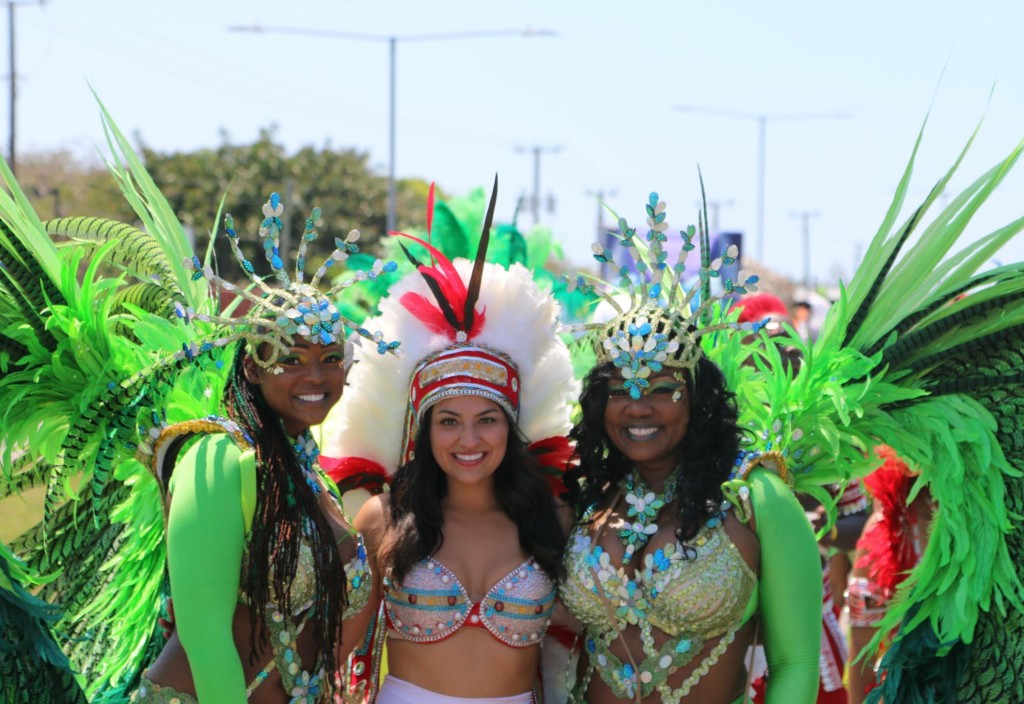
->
[293,430,322,495]
[617,469,681,564]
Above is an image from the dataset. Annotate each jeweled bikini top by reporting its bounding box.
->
[384,557,556,647]
[561,511,757,640]
[561,509,758,702]
[239,530,370,618]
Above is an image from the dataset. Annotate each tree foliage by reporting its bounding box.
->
[16,150,135,223]
[15,130,430,287]
[137,126,429,281]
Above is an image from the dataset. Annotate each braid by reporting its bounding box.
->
[223,344,347,687]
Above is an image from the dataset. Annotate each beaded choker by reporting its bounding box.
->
[617,469,681,564]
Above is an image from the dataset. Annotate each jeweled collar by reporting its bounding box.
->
[617,468,681,564]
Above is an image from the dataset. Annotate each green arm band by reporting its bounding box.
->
[748,468,821,703]
[167,433,248,703]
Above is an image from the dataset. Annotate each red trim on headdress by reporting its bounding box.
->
[320,455,390,494]
[402,345,520,464]
[529,435,575,497]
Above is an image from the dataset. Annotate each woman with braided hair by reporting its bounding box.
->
[129,193,395,703]
[135,339,373,703]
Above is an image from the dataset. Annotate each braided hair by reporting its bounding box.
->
[564,358,743,549]
[223,343,348,683]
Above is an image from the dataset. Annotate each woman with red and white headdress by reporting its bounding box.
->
[321,181,578,703]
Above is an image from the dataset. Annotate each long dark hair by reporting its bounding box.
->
[380,404,566,584]
[564,357,742,546]
[223,343,347,681]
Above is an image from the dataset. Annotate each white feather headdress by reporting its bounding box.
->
[321,182,577,484]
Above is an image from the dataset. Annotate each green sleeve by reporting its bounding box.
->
[166,433,248,703]
[748,468,821,703]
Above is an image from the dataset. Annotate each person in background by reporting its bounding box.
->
[845,447,934,704]
[734,292,867,704]
[792,300,815,341]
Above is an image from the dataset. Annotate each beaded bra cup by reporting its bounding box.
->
[136,533,371,704]
[561,506,757,702]
[384,557,556,648]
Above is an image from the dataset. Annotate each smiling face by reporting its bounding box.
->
[243,340,346,437]
[428,395,510,488]
[604,370,690,477]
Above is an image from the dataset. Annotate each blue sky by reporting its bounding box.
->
[10,0,1024,286]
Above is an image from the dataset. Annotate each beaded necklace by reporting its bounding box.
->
[293,430,322,495]
[617,469,681,564]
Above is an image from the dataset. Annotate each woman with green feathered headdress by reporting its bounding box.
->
[0,107,399,703]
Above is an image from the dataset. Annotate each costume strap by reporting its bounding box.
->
[148,417,257,532]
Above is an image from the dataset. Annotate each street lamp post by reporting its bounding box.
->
[675,106,849,263]
[229,25,555,233]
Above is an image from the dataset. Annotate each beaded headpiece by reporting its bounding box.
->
[178,192,398,367]
[407,342,520,433]
[322,180,577,481]
[566,190,760,398]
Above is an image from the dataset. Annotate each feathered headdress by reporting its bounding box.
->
[177,192,398,368]
[565,185,760,398]
[321,179,577,488]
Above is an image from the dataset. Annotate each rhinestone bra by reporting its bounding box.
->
[384,557,556,648]
[561,511,757,702]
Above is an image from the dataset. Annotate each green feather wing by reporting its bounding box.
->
[0,102,232,701]
[735,119,1024,699]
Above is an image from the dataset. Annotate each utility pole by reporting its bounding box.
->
[587,188,617,280]
[7,2,16,176]
[587,188,617,235]
[516,144,560,225]
[676,105,850,262]
[230,26,556,235]
[790,210,820,288]
[5,0,43,177]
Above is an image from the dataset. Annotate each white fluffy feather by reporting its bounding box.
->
[322,260,578,474]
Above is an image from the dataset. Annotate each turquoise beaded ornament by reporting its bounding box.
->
[565,189,759,398]
[179,192,399,367]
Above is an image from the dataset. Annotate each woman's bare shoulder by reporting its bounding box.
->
[354,492,389,529]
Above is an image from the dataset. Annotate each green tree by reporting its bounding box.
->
[16,150,135,223]
[138,126,429,282]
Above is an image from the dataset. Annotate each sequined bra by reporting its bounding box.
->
[235,500,372,699]
[384,557,556,647]
[561,509,758,702]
